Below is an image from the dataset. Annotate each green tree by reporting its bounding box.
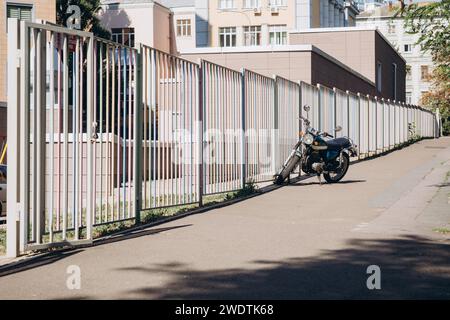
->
[56,0,110,39]
[398,0,450,135]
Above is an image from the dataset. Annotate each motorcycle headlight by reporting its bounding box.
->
[303,133,314,145]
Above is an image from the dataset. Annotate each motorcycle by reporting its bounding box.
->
[274,105,358,185]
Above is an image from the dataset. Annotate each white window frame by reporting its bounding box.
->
[387,23,396,34]
[421,65,431,81]
[269,25,287,45]
[406,92,412,104]
[219,0,235,9]
[111,27,136,47]
[219,27,237,47]
[406,64,412,80]
[244,0,261,8]
[269,0,287,7]
[6,3,33,32]
[404,44,412,53]
[176,19,191,37]
[244,25,261,46]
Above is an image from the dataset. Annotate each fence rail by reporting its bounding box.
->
[6,19,440,257]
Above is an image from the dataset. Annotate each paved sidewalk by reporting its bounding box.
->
[0,138,449,299]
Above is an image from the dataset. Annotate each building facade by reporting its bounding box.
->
[0,0,56,143]
[354,0,386,12]
[289,27,406,101]
[99,1,360,53]
[100,0,173,53]
[356,6,433,105]
[203,0,359,48]
[181,45,377,97]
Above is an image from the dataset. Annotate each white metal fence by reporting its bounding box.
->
[6,20,440,257]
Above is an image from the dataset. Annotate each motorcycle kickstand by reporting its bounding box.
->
[317,174,322,185]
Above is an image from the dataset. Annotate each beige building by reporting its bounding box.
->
[100,0,173,53]
[162,1,198,52]
[203,0,359,48]
[0,0,56,140]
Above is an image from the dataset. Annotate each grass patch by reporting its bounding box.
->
[433,227,450,235]
[0,228,5,255]
[226,180,259,200]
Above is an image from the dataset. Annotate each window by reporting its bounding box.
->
[406,65,412,80]
[7,4,32,21]
[406,92,412,104]
[111,28,135,47]
[219,27,237,47]
[376,61,382,92]
[245,0,261,8]
[269,0,287,6]
[388,23,396,34]
[176,19,191,37]
[404,44,412,53]
[392,63,397,100]
[269,25,287,45]
[420,91,429,104]
[421,65,430,81]
[219,0,234,9]
[244,26,261,46]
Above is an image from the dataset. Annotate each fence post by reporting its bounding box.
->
[198,61,204,206]
[317,84,322,131]
[6,18,20,257]
[134,46,144,223]
[272,76,278,176]
[36,27,47,244]
[298,81,303,177]
[333,88,337,136]
[85,35,95,240]
[240,68,246,189]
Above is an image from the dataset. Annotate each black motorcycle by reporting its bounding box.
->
[274,105,358,185]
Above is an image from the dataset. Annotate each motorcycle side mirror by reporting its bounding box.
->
[303,105,311,112]
[335,126,342,132]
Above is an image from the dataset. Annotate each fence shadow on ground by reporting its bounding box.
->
[287,179,367,186]
[0,225,191,277]
[117,235,450,299]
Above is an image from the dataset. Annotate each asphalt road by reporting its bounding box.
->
[0,138,449,299]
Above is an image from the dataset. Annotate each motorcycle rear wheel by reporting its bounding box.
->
[323,153,349,183]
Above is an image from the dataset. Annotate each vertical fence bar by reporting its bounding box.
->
[6,19,20,257]
[33,30,47,244]
[240,68,246,189]
[134,46,143,222]
[86,35,94,240]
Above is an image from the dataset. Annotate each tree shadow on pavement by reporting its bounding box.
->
[119,235,450,299]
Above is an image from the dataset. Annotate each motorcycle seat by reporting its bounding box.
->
[326,137,351,150]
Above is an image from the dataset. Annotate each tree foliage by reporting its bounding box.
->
[398,0,450,135]
[56,0,110,39]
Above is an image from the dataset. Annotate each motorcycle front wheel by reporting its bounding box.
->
[323,153,349,183]
[274,154,301,185]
